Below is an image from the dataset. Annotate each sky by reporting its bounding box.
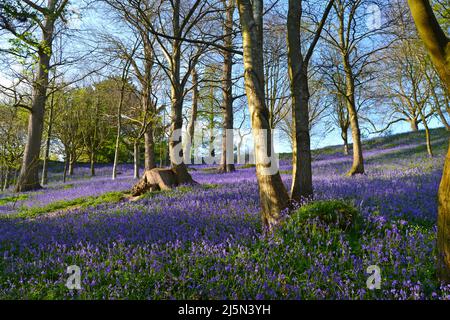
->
[0,0,447,155]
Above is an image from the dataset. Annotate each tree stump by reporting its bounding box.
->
[131,168,179,196]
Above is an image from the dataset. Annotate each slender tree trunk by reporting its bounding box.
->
[287,0,313,202]
[141,37,156,171]
[68,153,74,176]
[168,4,195,184]
[342,128,349,155]
[218,0,236,173]
[63,154,69,183]
[185,67,198,164]
[407,0,450,282]
[420,109,433,157]
[142,86,155,171]
[3,167,10,191]
[90,150,96,176]
[15,2,60,192]
[134,141,140,179]
[343,57,364,176]
[144,127,155,170]
[90,101,99,177]
[112,115,122,180]
[237,0,290,230]
[437,106,450,131]
[41,83,55,186]
[112,59,131,180]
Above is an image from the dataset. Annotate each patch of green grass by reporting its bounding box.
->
[0,194,29,205]
[14,191,126,219]
[291,200,361,231]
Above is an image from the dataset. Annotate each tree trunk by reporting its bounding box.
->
[63,155,68,183]
[15,2,58,192]
[218,0,236,173]
[134,141,140,179]
[407,0,450,90]
[287,0,313,202]
[90,150,96,176]
[437,106,450,131]
[168,5,195,184]
[343,57,364,176]
[237,0,290,230]
[112,58,131,180]
[342,128,349,155]
[68,153,74,176]
[144,127,155,170]
[420,109,433,157]
[3,167,10,191]
[42,83,55,185]
[439,146,450,282]
[185,67,198,164]
[407,0,450,282]
[410,118,419,131]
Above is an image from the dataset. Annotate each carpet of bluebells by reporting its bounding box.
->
[1,129,450,299]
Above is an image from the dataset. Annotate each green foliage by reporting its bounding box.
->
[0,194,28,205]
[289,200,361,232]
[13,191,125,219]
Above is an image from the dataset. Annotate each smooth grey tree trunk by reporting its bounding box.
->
[218,0,236,173]
[134,141,140,179]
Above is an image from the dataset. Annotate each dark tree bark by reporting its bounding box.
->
[287,0,334,201]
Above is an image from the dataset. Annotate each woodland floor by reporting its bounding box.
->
[1,128,450,299]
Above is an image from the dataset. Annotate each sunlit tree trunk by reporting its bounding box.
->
[90,101,99,177]
[16,7,57,191]
[410,118,419,132]
[419,109,433,157]
[342,128,349,155]
[133,141,140,179]
[15,0,70,192]
[407,0,450,282]
[237,0,290,230]
[42,83,55,185]
[142,39,156,171]
[112,60,131,180]
[3,167,10,191]
[68,153,74,176]
[436,107,450,131]
[343,56,364,176]
[185,67,198,164]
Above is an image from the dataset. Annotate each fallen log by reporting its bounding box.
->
[131,168,179,196]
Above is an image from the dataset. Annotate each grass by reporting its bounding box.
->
[0,194,29,205]
[13,191,126,219]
